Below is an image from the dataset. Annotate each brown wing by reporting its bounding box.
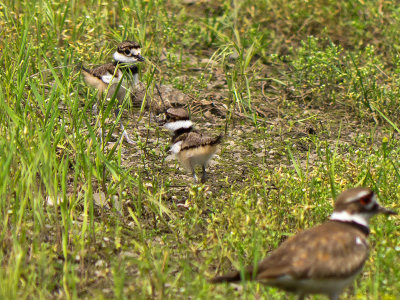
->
[171,132,190,144]
[255,222,369,280]
[212,222,368,283]
[81,63,124,93]
[180,132,222,150]
[88,63,118,79]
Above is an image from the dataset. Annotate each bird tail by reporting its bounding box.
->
[211,133,224,145]
[211,264,257,284]
[77,62,91,74]
[210,270,241,283]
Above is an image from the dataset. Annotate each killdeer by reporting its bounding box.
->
[211,187,396,300]
[162,107,223,183]
[81,41,145,144]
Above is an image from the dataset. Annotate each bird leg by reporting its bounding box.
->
[329,293,340,300]
[192,172,199,183]
[120,122,135,145]
[201,165,208,183]
[114,108,135,145]
[190,164,198,183]
[92,103,98,115]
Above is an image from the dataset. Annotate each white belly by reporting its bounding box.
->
[176,145,218,170]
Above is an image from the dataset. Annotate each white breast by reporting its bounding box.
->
[101,69,123,84]
[170,141,183,155]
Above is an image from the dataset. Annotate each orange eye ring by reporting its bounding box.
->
[360,196,372,205]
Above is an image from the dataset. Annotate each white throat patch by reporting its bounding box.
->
[163,120,193,132]
[101,70,122,84]
[113,51,138,63]
[131,49,141,56]
[330,211,370,227]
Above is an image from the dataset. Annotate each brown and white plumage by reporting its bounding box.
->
[81,41,144,144]
[163,108,222,183]
[211,187,396,300]
[81,63,123,93]
[81,41,143,94]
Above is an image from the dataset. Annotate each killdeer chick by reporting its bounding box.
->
[211,187,396,300]
[81,41,144,144]
[163,108,223,183]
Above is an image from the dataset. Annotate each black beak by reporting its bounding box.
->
[137,54,145,62]
[378,205,397,215]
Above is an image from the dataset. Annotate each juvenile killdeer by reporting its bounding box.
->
[81,41,145,144]
[211,187,396,300]
[162,108,223,183]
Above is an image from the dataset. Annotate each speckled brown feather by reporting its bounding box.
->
[81,63,122,94]
[82,63,120,80]
[173,131,223,150]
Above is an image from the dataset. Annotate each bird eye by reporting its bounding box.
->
[124,49,131,55]
[359,196,372,205]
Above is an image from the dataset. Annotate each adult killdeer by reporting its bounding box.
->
[211,187,396,300]
[162,108,222,183]
[81,41,145,144]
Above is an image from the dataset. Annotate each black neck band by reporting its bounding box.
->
[342,221,370,236]
[172,126,193,142]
